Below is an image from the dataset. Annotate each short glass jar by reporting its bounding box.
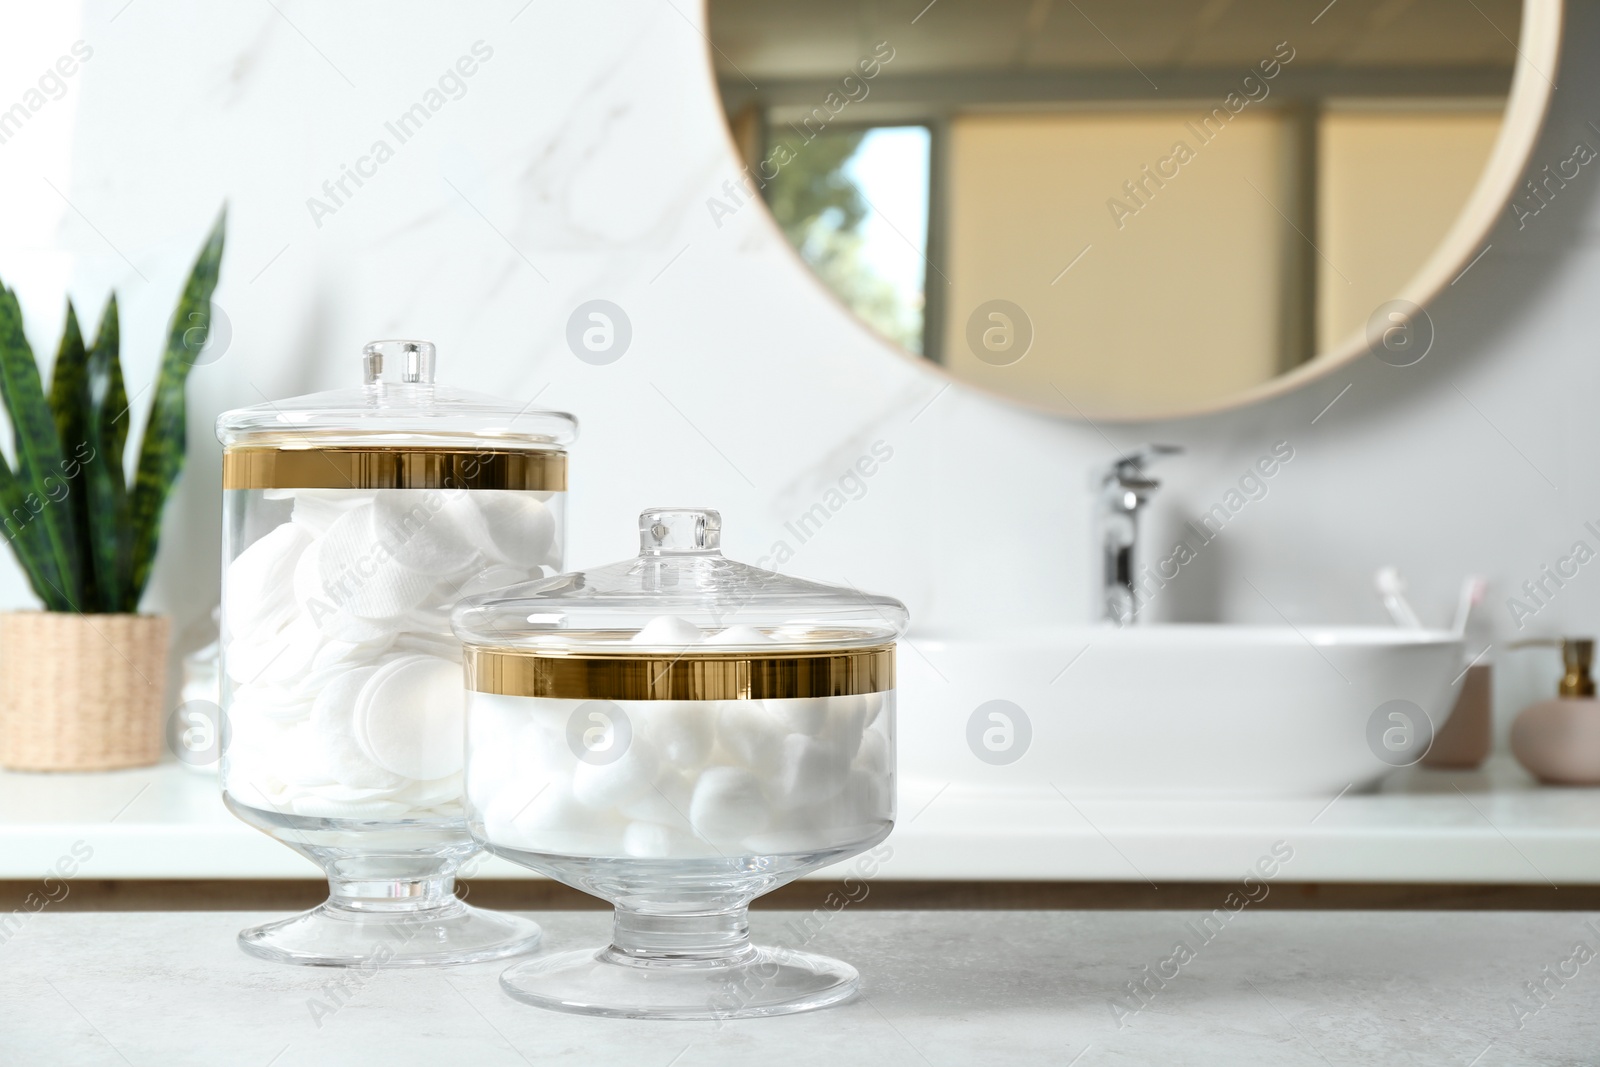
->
[217,339,575,966]
[453,507,907,1018]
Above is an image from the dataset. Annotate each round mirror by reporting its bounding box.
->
[707,0,1561,419]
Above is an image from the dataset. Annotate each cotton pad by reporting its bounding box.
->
[373,489,483,575]
[311,666,406,790]
[225,523,308,636]
[353,655,467,781]
[290,489,370,536]
[317,505,436,621]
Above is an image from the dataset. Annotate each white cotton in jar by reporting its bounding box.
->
[703,624,773,646]
[688,766,770,843]
[472,493,557,570]
[645,702,715,768]
[372,490,485,576]
[316,505,437,621]
[618,767,696,825]
[292,540,397,643]
[715,700,787,776]
[570,742,661,811]
[310,666,405,790]
[224,523,308,636]
[352,654,467,782]
[767,733,852,811]
[631,615,703,646]
[288,489,370,536]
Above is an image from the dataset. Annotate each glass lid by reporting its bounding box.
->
[451,508,909,653]
[216,339,577,450]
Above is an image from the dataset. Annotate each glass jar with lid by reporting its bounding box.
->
[453,507,907,1018]
[216,339,575,967]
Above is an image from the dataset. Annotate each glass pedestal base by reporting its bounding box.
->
[499,906,857,1019]
[239,887,541,968]
[500,945,857,1019]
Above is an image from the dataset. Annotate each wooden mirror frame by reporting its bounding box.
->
[701,0,1564,422]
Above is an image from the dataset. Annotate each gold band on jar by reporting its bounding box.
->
[222,447,566,491]
[465,645,895,701]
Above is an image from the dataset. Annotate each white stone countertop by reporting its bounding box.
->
[1,909,1595,1065]
[1,756,1597,883]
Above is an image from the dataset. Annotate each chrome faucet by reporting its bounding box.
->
[1097,444,1183,625]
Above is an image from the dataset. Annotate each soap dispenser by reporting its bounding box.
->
[1509,638,1600,785]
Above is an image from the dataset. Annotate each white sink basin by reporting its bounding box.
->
[897,626,1465,798]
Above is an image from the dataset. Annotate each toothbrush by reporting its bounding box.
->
[1451,575,1487,635]
[1375,566,1424,629]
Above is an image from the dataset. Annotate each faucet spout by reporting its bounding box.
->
[1096,444,1183,625]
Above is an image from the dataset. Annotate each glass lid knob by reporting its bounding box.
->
[639,508,721,555]
[363,339,437,385]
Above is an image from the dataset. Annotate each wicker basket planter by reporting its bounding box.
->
[0,612,170,771]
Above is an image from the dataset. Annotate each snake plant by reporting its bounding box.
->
[0,208,225,613]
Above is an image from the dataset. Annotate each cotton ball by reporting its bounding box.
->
[618,768,695,827]
[772,697,832,736]
[716,701,786,776]
[767,733,851,811]
[854,728,891,777]
[496,785,624,857]
[824,695,873,762]
[474,493,556,570]
[835,768,893,828]
[570,741,660,812]
[703,624,773,647]
[621,821,691,859]
[477,771,563,842]
[689,767,770,842]
[631,615,703,646]
[646,701,715,768]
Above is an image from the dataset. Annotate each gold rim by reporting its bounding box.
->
[465,645,895,700]
[223,447,567,491]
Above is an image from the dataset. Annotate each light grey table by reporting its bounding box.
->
[1,910,1595,1065]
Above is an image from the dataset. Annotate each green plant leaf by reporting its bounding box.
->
[84,298,132,612]
[128,207,225,605]
[0,454,70,610]
[0,284,82,609]
[47,300,98,610]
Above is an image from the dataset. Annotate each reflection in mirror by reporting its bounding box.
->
[709,0,1523,416]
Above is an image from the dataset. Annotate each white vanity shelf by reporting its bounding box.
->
[2,756,1595,884]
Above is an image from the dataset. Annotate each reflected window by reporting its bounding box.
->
[763,126,931,354]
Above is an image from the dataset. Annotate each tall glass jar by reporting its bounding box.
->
[217,339,575,967]
[453,507,907,1018]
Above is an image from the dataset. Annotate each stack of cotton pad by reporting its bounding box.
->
[466,616,893,859]
[223,488,559,821]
